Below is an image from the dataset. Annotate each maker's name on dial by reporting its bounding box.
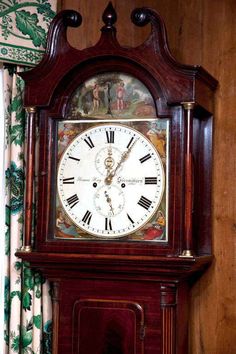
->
[76,176,144,185]
[117,177,143,185]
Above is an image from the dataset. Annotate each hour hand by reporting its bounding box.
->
[105,139,136,185]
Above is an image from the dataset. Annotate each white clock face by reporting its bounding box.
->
[57,124,165,238]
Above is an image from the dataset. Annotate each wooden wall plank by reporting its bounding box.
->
[180,1,236,353]
[58,1,236,353]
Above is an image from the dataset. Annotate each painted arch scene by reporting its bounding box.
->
[66,72,157,119]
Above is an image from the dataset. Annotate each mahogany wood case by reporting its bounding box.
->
[17,3,217,354]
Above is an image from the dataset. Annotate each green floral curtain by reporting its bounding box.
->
[4,64,52,354]
[0,1,57,66]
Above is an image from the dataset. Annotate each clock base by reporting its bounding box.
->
[16,251,212,354]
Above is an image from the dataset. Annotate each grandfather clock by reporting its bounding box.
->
[17,3,217,353]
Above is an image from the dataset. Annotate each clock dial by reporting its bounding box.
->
[57,124,165,238]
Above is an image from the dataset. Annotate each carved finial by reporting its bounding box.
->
[102,2,117,29]
[131,8,150,27]
[62,10,82,28]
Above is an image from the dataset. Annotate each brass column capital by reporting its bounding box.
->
[25,106,37,114]
[181,101,195,110]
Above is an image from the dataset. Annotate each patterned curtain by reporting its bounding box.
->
[0,1,57,66]
[4,64,52,354]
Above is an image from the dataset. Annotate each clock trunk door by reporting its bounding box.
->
[72,300,144,354]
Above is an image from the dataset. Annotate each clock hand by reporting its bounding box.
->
[105,140,136,185]
[104,190,114,215]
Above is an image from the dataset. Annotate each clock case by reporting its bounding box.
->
[17,4,217,353]
[19,5,216,258]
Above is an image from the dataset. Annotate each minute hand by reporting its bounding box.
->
[105,140,136,185]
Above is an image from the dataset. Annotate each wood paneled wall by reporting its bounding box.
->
[59,1,236,353]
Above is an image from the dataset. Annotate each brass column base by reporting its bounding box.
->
[20,245,32,252]
[179,250,194,258]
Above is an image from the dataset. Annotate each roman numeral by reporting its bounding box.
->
[126,136,134,149]
[69,156,80,162]
[139,153,151,163]
[82,210,92,225]
[105,218,112,231]
[84,137,95,149]
[127,213,134,224]
[106,130,115,143]
[138,196,152,210]
[62,177,75,184]
[66,194,79,208]
[145,177,157,185]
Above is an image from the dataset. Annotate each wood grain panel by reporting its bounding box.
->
[59,0,236,352]
[175,1,236,353]
[58,278,161,353]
